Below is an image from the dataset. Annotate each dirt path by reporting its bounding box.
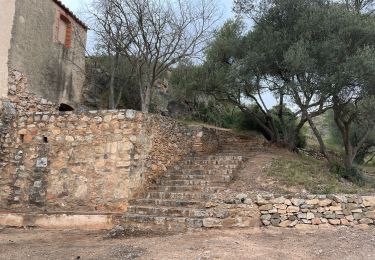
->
[1,227,375,259]
[228,146,293,195]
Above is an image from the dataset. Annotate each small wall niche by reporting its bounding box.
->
[58,103,74,112]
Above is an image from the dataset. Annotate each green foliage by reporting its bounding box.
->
[325,100,375,165]
[235,105,307,148]
[325,110,341,146]
[180,103,244,129]
[169,60,213,104]
[171,0,374,164]
[85,56,141,110]
[235,105,266,132]
[330,162,367,186]
[271,106,307,148]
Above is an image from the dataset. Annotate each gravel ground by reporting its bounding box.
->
[1,226,375,260]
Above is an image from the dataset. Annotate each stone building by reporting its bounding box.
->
[0,0,87,109]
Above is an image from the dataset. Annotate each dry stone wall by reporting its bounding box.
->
[0,109,223,213]
[8,70,58,113]
[256,194,375,228]
[0,99,17,203]
[0,69,227,214]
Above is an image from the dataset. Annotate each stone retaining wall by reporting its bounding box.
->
[256,194,375,228]
[0,107,225,213]
[8,70,58,113]
[0,68,230,215]
[0,99,17,204]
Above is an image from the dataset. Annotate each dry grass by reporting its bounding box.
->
[267,153,375,195]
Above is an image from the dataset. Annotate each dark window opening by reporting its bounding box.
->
[59,103,74,112]
[20,134,24,143]
[43,136,48,143]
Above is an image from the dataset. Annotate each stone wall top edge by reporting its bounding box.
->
[16,107,232,135]
[21,109,140,117]
[256,194,375,200]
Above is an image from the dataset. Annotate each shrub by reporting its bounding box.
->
[331,162,366,186]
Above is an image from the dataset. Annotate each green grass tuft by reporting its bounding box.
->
[267,154,375,194]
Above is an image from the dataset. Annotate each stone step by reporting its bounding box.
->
[122,214,204,232]
[121,213,260,232]
[149,185,226,193]
[215,151,252,155]
[130,199,202,207]
[219,148,253,152]
[182,159,242,166]
[0,212,117,230]
[220,144,251,147]
[220,146,251,149]
[164,174,233,182]
[122,137,259,232]
[168,168,235,176]
[155,179,229,186]
[186,155,244,161]
[147,191,212,200]
[181,164,240,170]
[127,206,214,218]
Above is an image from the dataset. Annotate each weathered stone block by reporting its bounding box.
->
[353,213,364,220]
[345,215,354,222]
[306,212,314,220]
[328,219,340,225]
[279,220,291,228]
[275,204,287,210]
[318,199,332,207]
[262,220,271,226]
[341,219,350,226]
[324,212,336,219]
[331,195,348,203]
[311,218,321,225]
[359,218,373,225]
[272,197,286,204]
[261,214,271,221]
[203,218,222,228]
[302,219,312,224]
[259,204,273,211]
[362,197,375,207]
[329,204,342,211]
[36,157,48,168]
[271,218,281,226]
[291,198,305,206]
[365,211,375,219]
[125,110,136,119]
[287,206,300,213]
[306,199,319,205]
[283,199,291,206]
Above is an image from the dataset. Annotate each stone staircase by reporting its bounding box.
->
[122,135,261,232]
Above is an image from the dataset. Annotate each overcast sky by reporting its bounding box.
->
[60,0,234,16]
[60,0,277,107]
[60,0,236,53]
[60,0,235,23]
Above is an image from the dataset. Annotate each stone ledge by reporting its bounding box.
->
[0,212,117,230]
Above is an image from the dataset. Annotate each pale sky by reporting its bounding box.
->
[60,0,90,13]
[60,0,235,23]
[60,0,236,54]
[60,0,277,107]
